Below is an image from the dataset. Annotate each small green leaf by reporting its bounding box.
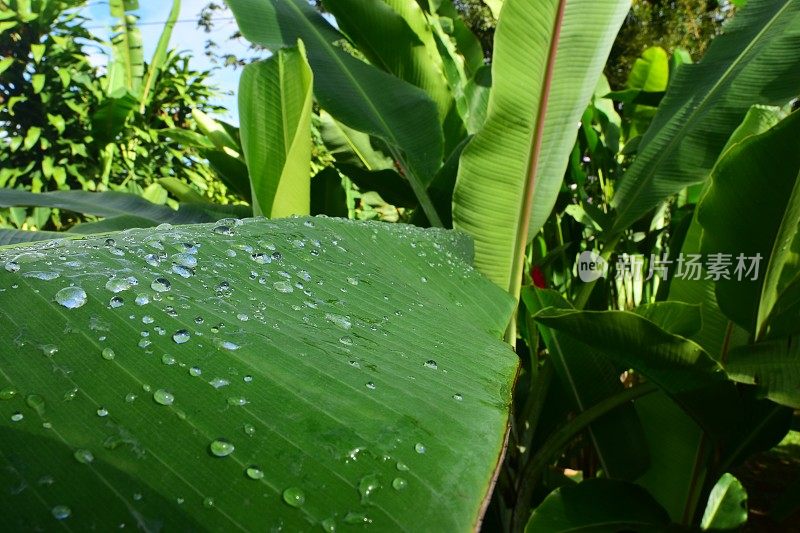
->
[700,473,748,530]
[0,21,17,34]
[30,43,45,63]
[31,74,45,94]
[23,127,41,150]
[41,157,54,179]
[0,57,14,75]
[47,113,66,134]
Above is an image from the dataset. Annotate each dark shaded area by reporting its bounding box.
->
[736,430,800,532]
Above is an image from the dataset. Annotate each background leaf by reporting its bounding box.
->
[612,0,800,231]
[525,478,670,532]
[452,0,629,295]
[523,288,649,480]
[239,44,313,218]
[225,0,444,193]
[698,110,800,336]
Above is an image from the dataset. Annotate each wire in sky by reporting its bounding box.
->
[84,16,235,30]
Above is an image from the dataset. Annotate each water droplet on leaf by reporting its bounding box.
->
[273,281,293,293]
[151,278,171,293]
[153,389,174,406]
[0,388,17,400]
[51,505,71,520]
[209,439,235,457]
[358,474,381,503]
[55,286,87,309]
[73,449,94,464]
[282,487,305,507]
[172,330,190,344]
[339,336,353,346]
[25,394,45,416]
[245,466,264,480]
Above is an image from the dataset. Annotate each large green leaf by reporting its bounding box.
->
[668,105,782,358]
[612,0,800,231]
[239,44,313,218]
[204,151,253,204]
[522,288,649,480]
[698,110,800,337]
[310,167,348,218]
[192,109,242,156]
[337,165,417,208]
[532,307,725,394]
[633,392,708,523]
[225,0,444,223]
[451,0,629,297]
[176,111,253,203]
[0,217,517,530]
[435,0,484,77]
[321,0,453,121]
[621,46,669,139]
[627,47,669,93]
[525,478,671,532]
[463,65,491,135]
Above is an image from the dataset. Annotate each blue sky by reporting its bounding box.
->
[83,0,256,123]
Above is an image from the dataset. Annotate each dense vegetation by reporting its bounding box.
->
[1,0,799,531]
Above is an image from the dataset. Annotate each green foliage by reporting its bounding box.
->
[611,0,800,232]
[0,0,230,231]
[0,217,517,530]
[526,478,671,532]
[451,0,629,302]
[2,0,800,530]
[607,0,734,88]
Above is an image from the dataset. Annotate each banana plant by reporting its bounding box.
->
[611,0,800,232]
[94,0,181,142]
[238,42,313,218]
[224,0,493,227]
[451,0,630,323]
